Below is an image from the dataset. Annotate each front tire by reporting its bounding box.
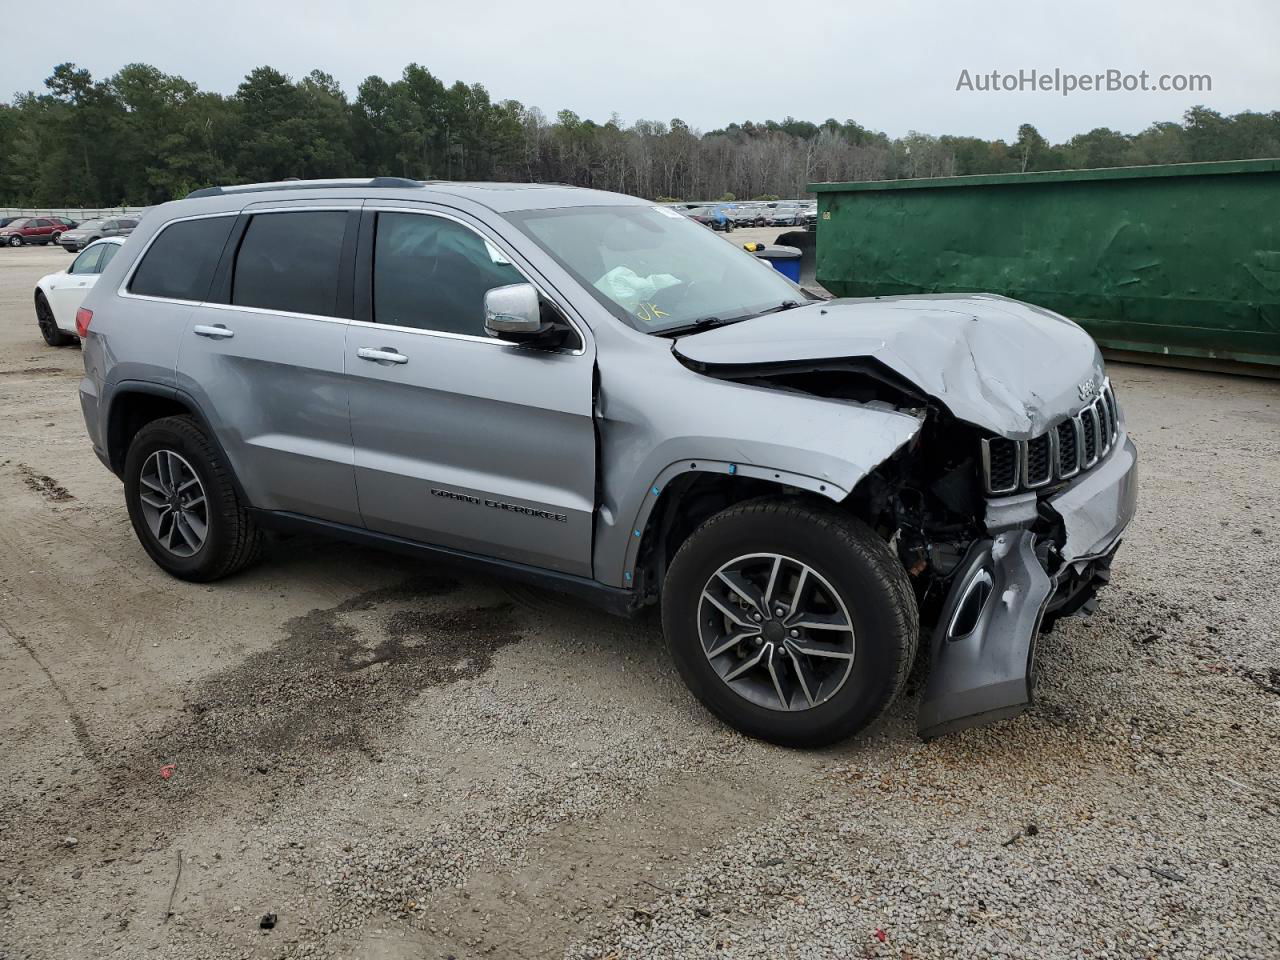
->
[9,236,22,247]
[123,416,262,581]
[35,291,75,347]
[661,498,918,746]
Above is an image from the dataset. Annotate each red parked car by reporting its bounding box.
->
[0,217,77,247]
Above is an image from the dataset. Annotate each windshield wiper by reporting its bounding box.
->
[749,299,804,318]
[656,315,743,338]
[657,301,804,338]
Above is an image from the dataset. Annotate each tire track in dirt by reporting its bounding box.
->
[0,615,100,766]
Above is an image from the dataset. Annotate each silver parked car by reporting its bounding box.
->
[76,178,1137,746]
[768,203,804,227]
[59,217,139,253]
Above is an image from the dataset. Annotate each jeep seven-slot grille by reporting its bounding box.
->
[1055,420,1078,477]
[1080,407,1098,464]
[1025,433,1052,487]
[981,381,1120,495]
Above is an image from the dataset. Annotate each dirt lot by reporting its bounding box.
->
[1,242,1278,960]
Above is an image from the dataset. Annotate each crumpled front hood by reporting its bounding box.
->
[673,294,1105,438]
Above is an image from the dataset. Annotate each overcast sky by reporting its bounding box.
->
[4,0,1277,143]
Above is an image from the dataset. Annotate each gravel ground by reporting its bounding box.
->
[0,242,1277,960]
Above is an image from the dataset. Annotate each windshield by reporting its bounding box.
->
[75,220,106,231]
[5,219,30,229]
[511,205,800,334]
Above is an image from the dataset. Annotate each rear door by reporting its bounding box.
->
[176,204,362,525]
[345,205,597,576]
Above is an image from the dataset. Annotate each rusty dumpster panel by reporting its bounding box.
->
[810,159,1280,371]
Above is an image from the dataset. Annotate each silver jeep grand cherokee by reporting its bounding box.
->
[77,178,1137,745]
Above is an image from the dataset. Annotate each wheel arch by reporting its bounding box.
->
[623,460,849,606]
[104,385,248,502]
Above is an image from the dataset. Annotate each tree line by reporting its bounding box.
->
[1,62,1278,207]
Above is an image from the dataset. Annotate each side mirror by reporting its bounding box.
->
[484,283,573,348]
[484,283,543,339]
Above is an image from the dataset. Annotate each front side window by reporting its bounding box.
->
[231,211,347,317]
[130,216,235,301]
[69,245,105,275]
[372,212,523,335]
[510,205,799,334]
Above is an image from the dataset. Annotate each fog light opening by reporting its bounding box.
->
[947,568,993,641]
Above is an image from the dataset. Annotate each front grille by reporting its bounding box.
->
[1055,420,1078,477]
[1025,433,1052,487]
[985,438,1019,493]
[981,380,1120,495]
[1080,407,1098,465]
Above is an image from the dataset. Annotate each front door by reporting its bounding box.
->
[345,207,597,577]
[47,243,108,328]
[176,206,361,526]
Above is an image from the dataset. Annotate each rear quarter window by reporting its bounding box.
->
[129,216,236,302]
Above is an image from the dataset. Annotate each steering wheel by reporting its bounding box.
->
[647,279,697,316]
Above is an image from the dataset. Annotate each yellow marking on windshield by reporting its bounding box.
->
[635,302,670,323]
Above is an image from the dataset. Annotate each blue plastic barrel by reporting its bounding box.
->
[751,245,802,283]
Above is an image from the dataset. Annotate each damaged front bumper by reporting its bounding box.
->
[917,435,1138,738]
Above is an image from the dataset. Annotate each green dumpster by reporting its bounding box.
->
[810,159,1280,373]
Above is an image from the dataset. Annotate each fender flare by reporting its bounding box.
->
[103,381,252,505]
[617,458,850,586]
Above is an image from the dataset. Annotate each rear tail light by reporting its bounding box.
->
[75,308,94,337]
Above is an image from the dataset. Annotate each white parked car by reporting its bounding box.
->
[34,237,124,347]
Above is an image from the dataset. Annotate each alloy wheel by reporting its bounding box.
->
[698,552,856,711]
[137,449,209,557]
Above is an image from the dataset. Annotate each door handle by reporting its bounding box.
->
[357,347,409,365]
[193,324,235,340]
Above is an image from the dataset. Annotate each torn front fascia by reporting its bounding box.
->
[917,529,1052,739]
[918,435,1137,737]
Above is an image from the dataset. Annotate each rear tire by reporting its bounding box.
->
[35,292,74,347]
[661,498,918,747]
[123,416,262,582]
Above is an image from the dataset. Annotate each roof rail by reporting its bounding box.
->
[185,177,421,199]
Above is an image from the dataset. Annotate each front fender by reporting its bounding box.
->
[592,352,924,588]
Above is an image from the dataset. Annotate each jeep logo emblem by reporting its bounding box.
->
[1077,378,1099,402]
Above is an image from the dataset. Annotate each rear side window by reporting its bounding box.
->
[130,216,235,302]
[231,211,347,317]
